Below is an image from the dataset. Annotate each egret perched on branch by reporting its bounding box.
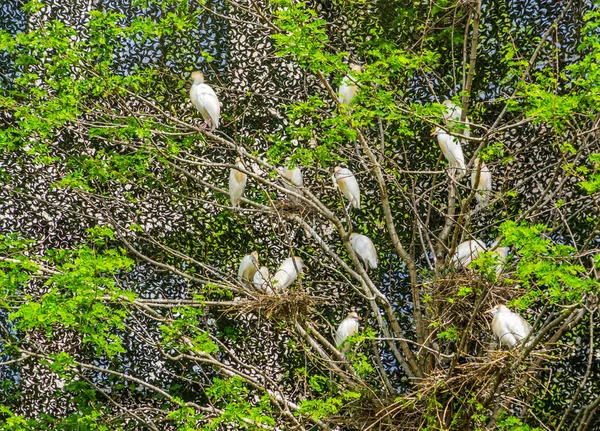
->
[190,71,220,131]
[238,251,259,283]
[488,305,532,348]
[229,157,247,209]
[433,128,466,174]
[333,166,361,211]
[442,99,471,138]
[349,233,378,271]
[338,64,362,105]
[335,312,361,350]
[271,256,305,291]
[471,158,492,207]
[279,166,304,201]
[253,266,273,294]
[451,239,486,268]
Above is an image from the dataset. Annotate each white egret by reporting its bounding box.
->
[229,157,247,209]
[488,305,532,348]
[349,233,378,271]
[471,158,492,207]
[271,256,305,291]
[190,71,220,131]
[433,128,466,173]
[338,64,362,105]
[253,266,273,294]
[238,251,259,283]
[333,166,360,211]
[451,239,486,268]
[442,99,471,138]
[279,166,304,200]
[335,312,361,350]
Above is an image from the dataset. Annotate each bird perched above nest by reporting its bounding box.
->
[488,305,532,348]
[271,256,305,291]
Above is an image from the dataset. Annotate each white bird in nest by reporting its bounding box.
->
[471,158,492,207]
[338,64,362,106]
[271,256,305,291]
[279,166,304,201]
[335,312,361,350]
[190,70,220,131]
[488,305,532,348]
[442,99,471,138]
[229,157,247,209]
[349,233,378,271]
[450,239,486,269]
[433,127,466,175]
[333,166,361,211]
[237,251,259,283]
[253,266,273,294]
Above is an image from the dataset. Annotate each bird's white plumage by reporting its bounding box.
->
[238,251,259,283]
[442,100,471,138]
[489,305,532,348]
[229,158,247,208]
[451,239,486,268]
[253,266,273,294]
[434,128,466,172]
[279,167,304,200]
[338,64,362,105]
[190,71,220,130]
[335,312,361,348]
[334,166,360,209]
[271,256,305,291]
[349,233,378,270]
[471,158,492,206]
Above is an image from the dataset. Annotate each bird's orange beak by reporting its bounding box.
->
[357,315,362,320]
[486,307,495,314]
[431,129,438,136]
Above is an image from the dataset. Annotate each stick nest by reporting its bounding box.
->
[235,291,323,322]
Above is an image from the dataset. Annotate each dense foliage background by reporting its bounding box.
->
[1,0,599,429]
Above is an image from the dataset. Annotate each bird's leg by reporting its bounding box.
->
[199,118,214,131]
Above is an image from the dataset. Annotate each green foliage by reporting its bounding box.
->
[204,377,275,430]
[496,414,543,431]
[296,390,359,422]
[308,374,330,392]
[6,242,135,357]
[567,8,600,110]
[297,396,342,422]
[437,325,459,342]
[271,0,343,74]
[500,221,598,306]
[470,251,506,280]
[0,407,30,431]
[1,0,599,430]
[159,306,218,355]
[480,141,506,162]
[580,153,600,194]
[166,405,205,431]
